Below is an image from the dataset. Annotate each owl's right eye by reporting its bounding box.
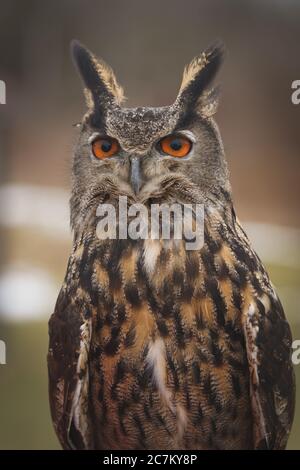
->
[91,137,119,159]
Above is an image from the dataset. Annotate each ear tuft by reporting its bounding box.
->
[177,41,225,108]
[71,39,125,108]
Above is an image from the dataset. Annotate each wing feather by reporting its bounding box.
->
[47,285,93,449]
[243,291,295,449]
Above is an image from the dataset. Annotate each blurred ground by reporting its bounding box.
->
[0,321,59,449]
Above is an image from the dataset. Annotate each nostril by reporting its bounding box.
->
[102,193,110,203]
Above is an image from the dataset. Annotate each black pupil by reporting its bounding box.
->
[101,140,112,152]
[170,139,182,151]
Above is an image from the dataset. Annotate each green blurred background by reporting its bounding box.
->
[0,0,299,449]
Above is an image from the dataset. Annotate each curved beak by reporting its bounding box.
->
[130,156,141,194]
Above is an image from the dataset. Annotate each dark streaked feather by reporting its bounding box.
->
[48,282,93,449]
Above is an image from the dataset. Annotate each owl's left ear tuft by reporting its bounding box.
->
[176,41,224,114]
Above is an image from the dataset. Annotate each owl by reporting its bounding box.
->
[48,40,295,450]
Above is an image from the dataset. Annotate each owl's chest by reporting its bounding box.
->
[85,239,252,449]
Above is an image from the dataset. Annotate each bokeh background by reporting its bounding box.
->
[0,0,300,449]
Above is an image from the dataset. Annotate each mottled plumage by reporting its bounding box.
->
[48,40,295,450]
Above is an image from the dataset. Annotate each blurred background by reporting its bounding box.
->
[0,0,299,449]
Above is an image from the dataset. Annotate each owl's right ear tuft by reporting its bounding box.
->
[70,39,125,110]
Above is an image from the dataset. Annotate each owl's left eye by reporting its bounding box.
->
[91,137,119,159]
[159,134,192,158]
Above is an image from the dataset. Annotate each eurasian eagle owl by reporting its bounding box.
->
[48,40,295,450]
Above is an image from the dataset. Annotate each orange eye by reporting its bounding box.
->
[159,135,192,158]
[92,137,119,159]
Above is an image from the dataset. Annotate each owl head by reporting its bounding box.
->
[70,40,231,236]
